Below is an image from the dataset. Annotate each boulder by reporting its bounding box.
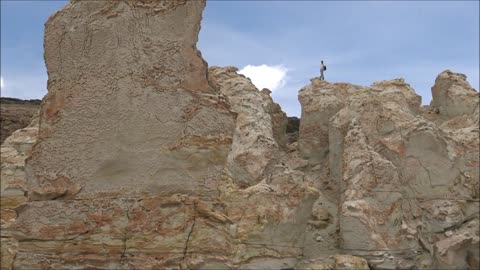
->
[334,255,370,270]
[0,117,38,270]
[430,70,479,121]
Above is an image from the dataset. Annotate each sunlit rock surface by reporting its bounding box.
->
[0,0,478,269]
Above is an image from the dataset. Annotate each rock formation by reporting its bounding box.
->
[298,73,479,269]
[1,116,38,269]
[1,1,315,269]
[29,0,235,200]
[208,66,283,187]
[0,0,478,269]
[430,70,479,121]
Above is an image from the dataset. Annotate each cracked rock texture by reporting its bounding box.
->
[27,0,235,201]
[298,75,479,269]
[0,1,478,270]
[208,66,285,187]
[1,116,38,270]
[1,1,315,269]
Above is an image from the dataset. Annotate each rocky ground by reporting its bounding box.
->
[0,98,40,144]
[0,1,478,269]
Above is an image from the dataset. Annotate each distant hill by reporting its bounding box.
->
[0,97,40,143]
[0,97,41,105]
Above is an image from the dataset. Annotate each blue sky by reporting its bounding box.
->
[1,0,479,116]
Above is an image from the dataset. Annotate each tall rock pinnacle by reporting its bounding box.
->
[27,0,235,199]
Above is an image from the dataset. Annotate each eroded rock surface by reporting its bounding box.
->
[1,117,38,270]
[0,0,478,269]
[298,74,479,269]
[208,66,284,187]
[1,1,316,269]
[28,0,235,200]
[430,70,479,121]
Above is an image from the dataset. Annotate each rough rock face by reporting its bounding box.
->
[299,74,479,269]
[298,79,362,162]
[208,66,285,186]
[27,0,235,200]
[260,88,288,149]
[1,1,478,269]
[1,117,38,269]
[430,70,479,121]
[1,1,317,269]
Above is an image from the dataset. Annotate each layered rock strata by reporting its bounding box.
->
[0,0,478,269]
[208,66,287,187]
[1,117,38,270]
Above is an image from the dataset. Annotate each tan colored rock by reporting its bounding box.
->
[261,88,288,149]
[1,0,478,268]
[27,0,235,200]
[430,70,479,121]
[1,119,38,210]
[1,118,38,270]
[334,255,370,270]
[8,1,237,268]
[433,219,480,269]
[208,66,280,187]
[298,78,361,162]
[2,1,319,269]
[299,73,479,269]
[371,78,421,115]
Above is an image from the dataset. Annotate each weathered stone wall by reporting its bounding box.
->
[299,73,479,269]
[28,0,235,200]
[1,1,318,269]
[0,0,478,269]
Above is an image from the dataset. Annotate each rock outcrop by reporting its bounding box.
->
[1,1,316,269]
[28,0,235,200]
[430,70,479,121]
[208,66,283,187]
[1,117,38,269]
[260,88,289,149]
[0,0,478,269]
[298,74,479,269]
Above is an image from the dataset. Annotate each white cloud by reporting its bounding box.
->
[238,64,288,91]
[0,76,4,89]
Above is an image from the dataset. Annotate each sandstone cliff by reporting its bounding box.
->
[0,1,478,269]
[1,1,315,269]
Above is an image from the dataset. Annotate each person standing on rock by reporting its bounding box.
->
[320,60,326,80]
